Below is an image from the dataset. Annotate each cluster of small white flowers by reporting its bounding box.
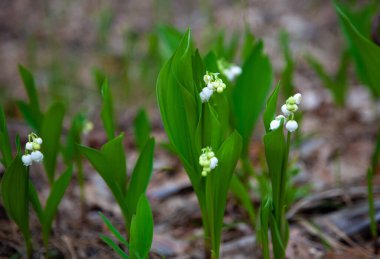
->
[200,72,227,103]
[270,93,302,133]
[22,133,44,166]
[199,147,218,177]
[222,65,242,81]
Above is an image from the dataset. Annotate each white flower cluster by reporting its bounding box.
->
[222,65,242,81]
[200,72,227,103]
[199,147,218,177]
[22,133,44,166]
[270,93,302,133]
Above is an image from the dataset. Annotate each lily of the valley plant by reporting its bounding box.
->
[157,29,242,259]
[260,86,302,259]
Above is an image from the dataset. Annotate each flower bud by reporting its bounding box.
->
[32,143,40,150]
[35,138,43,144]
[217,87,223,93]
[293,93,302,105]
[286,103,298,112]
[204,74,212,84]
[210,157,218,169]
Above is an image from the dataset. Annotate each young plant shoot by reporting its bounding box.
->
[157,29,242,258]
[260,85,302,259]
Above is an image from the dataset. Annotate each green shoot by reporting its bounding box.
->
[133,108,152,151]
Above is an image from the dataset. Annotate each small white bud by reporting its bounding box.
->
[207,151,215,159]
[217,87,223,93]
[281,104,291,116]
[210,157,218,169]
[293,93,302,105]
[25,142,33,150]
[204,74,212,84]
[22,154,33,166]
[286,120,298,132]
[32,143,40,150]
[202,170,207,177]
[35,138,43,144]
[275,115,285,120]
[200,88,213,103]
[230,65,242,76]
[31,151,44,163]
[270,119,281,130]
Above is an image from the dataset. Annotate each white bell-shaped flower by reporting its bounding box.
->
[25,142,33,150]
[210,157,218,169]
[281,104,291,116]
[270,119,281,130]
[293,93,302,105]
[31,150,44,163]
[286,120,298,132]
[22,154,33,166]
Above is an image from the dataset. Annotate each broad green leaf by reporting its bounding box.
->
[157,25,183,61]
[263,124,286,220]
[232,41,273,156]
[156,29,200,181]
[242,29,256,60]
[125,138,155,227]
[0,155,30,243]
[99,212,129,247]
[100,234,129,259]
[129,195,154,259]
[43,167,73,244]
[335,3,380,97]
[206,131,242,256]
[41,102,65,183]
[101,134,127,195]
[263,82,281,133]
[230,175,255,227]
[79,144,129,224]
[18,65,43,131]
[0,106,12,167]
[101,80,116,140]
[279,30,295,98]
[133,109,152,150]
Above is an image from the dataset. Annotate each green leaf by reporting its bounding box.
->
[156,28,200,183]
[129,195,154,259]
[63,113,85,163]
[230,175,256,227]
[125,138,155,228]
[29,181,44,223]
[79,137,129,225]
[205,131,242,256]
[92,67,107,92]
[279,30,295,98]
[263,82,281,133]
[41,102,65,183]
[0,155,31,243]
[42,167,73,244]
[100,80,116,140]
[100,234,129,259]
[17,65,43,131]
[99,212,129,247]
[157,25,183,61]
[232,40,273,156]
[133,109,152,150]
[263,125,286,220]
[101,134,128,195]
[269,213,286,259]
[335,3,380,97]
[0,106,12,168]
[258,197,271,259]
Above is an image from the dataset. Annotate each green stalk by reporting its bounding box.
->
[25,167,33,259]
[76,157,86,221]
[277,131,291,258]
